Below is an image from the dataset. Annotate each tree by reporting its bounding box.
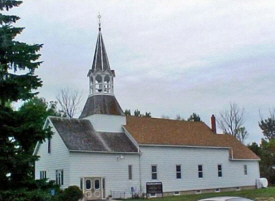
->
[217,103,248,143]
[124,109,151,117]
[56,88,82,118]
[15,97,59,181]
[124,109,131,116]
[259,109,275,140]
[248,140,275,184]
[144,112,151,117]
[187,113,201,122]
[0,0,47,191]
[134,109,141,117]
[175,114,185,121]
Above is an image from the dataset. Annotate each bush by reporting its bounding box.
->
[0,189,52,201]
[58,186,83,201]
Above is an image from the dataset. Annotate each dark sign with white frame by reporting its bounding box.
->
[146,182,163,197]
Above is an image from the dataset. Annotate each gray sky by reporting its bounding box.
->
[11,0,275,144]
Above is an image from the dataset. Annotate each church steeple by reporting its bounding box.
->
[79,16,124,119]
[88,15,115,96]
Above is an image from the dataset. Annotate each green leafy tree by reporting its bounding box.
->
[259,110,275,140]
[187,113,201,122]
[124,109,131,116]
[125,109,151,117]
[144,112,151,117]
[0,0,48,191]
[248,140,275,184]
[134,109,141,117]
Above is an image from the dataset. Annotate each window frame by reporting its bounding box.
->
[244,165,247,175]
[176,165,181,179]
[217,164,222,177]
[151,165,157,180]
[128,165,133,180]
[48,137,51,154]
[56,169,64,186]
[198,164,203,178]
[40,171,46,179]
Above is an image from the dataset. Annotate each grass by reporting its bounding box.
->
[131,187,275,201]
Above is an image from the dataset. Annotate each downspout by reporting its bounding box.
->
[139,151,142,195]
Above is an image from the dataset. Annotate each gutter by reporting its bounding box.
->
[229,158,261,161]
[69,150,139,155]
[139,144,231,149]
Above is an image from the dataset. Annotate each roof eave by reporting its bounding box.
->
[69,150,139,154]
[229,158,261,161]
[139,144,231,149]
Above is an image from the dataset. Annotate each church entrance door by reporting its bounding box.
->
[83,177,102,200]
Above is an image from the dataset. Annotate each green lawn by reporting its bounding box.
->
[131,187,275,201]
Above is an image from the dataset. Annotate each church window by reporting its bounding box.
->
[176,165,181,179]
[151,165,157,180]
[95,75,103,93]
[128,165,132,180]
[40,171,46,179]
[94,179,100,189]
[56,169,64,186]
[104,75,110,93]
[86,179,91,189]
[198,165,203,178]
[244,165,247,175]
[48,137,51,153]
[218,164,222,177]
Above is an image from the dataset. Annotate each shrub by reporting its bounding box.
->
[58,186,83,201]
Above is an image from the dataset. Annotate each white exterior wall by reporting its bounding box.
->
[84,114,126,132]
[35,122,70,188]
[139,146,260,193]
[69,152,140,198]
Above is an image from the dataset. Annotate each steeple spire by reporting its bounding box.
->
[87,16,115,96]
[79,16,124,118]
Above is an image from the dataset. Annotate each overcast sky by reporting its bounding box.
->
[10,1,275,144]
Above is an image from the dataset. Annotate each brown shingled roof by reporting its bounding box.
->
[124,116,259,160]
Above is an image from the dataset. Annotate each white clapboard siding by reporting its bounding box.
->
[84,114,126,133]
[35,120,70,188]
[139,146,259,193]
[69,152,140,198]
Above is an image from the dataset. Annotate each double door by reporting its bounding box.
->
[84,177,101,200]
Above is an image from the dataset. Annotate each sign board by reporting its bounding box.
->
[50,189,55,196]
[146,182,163,197]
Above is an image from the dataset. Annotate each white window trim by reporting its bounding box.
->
[151,165,157,180]
[176,165,181,179]
[174,191,180,196]
[244,165,248,175]
[215,188,220,193]
[218,164,222,178]
[198,164,203,178]
[40,171,46,179]
[56,169,64,186]
[128,165,133,180]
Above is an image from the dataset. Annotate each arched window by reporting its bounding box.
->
[95,75,103,93]
[104,75,110,93]
[90,76,94,94]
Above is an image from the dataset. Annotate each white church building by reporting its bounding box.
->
[34,22,260,200]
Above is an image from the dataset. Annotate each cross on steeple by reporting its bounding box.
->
[98,13,101,31]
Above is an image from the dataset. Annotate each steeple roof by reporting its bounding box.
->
[91,28,111,72]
